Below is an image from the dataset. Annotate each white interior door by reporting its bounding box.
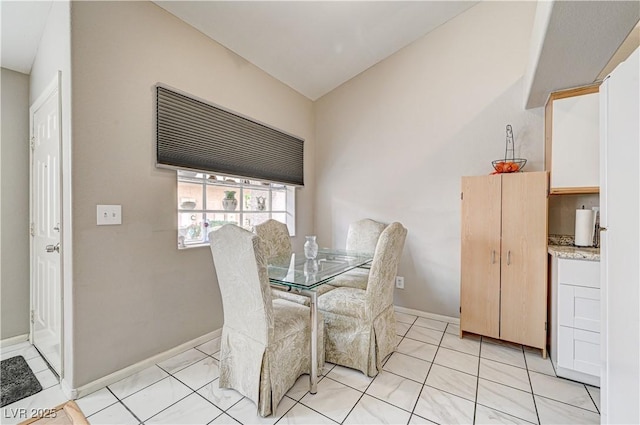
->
[30,75,62,376]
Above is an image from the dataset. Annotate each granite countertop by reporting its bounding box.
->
[547,234,600,261]
[548,245,600,261]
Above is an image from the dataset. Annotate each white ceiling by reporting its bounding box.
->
[1,0,53,74]
[153,1,478,100]
[1,0,477,98]
[4,1,636,105]
[525,1,640,108]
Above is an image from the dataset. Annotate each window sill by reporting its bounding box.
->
[179,242,209,250]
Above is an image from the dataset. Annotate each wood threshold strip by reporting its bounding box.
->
[19,401,89,425]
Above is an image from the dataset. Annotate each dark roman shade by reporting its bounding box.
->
[156,85,304,186]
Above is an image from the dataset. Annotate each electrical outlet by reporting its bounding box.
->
[395,276,405,289]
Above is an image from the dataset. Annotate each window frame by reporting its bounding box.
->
[177,171,296,249]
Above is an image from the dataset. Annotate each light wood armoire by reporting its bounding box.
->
[460,171,549,357]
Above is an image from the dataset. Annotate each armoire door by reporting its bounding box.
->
[500,172,548,349]
[460,175,502,338]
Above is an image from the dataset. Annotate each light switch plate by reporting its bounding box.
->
[97,205,122,225]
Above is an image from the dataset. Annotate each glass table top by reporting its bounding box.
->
[267,248,373,290]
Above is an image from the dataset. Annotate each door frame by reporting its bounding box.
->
[29,72,64,378]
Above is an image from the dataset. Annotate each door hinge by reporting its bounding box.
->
[461,192,463,200]
[545,321,548,331]
[30,222,35,237]
[30,137,36,150]
[30,310,35,324]
[459,306,462,313]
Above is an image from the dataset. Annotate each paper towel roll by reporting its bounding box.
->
[575,209,596,247]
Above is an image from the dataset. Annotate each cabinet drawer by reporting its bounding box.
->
[558,326,600,377]
[558,284,600,332]
[558,258,600,288]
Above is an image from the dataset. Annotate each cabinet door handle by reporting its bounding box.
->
[491,250,496,264]
[507,250,511,265]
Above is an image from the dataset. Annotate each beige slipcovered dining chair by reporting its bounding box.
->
[346,218,388,253]
[318,222,407,377]
[329,218,387,291]
[254,219,292,260]
[254,219,336,306]
[209,224,323,417]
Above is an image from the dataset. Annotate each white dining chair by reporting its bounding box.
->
[330,218,387,290]
[318,222,407,377]
[209,224,323,417]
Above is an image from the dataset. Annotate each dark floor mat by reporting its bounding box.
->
[1,355,43,407]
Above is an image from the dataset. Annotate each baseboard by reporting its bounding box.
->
[0,333,29,348]
[555,365,600,387]
[61,378,78,400]
[71,329,222,399]
[63,308,456,398]
[394,306,460,325]
[551,357,600,387]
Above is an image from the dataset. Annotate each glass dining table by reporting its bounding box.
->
[267,248,373,394]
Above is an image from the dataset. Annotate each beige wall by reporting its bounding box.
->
[314,1,543,317]
[1,68,30,339]
[70,1,315,387]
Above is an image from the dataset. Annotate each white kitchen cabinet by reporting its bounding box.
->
[550,256,600,386]
[558,326,600,376]
[558,285,600,332]
[558,257,600,288]
[545,85,600,194]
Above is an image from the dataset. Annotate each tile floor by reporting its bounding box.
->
[1,312,601,424]
[1,341,65,424]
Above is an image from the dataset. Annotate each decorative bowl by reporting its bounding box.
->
[180,201,197,210]
[491,158,527,173]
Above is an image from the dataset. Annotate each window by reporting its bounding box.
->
[177,171,295,248]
